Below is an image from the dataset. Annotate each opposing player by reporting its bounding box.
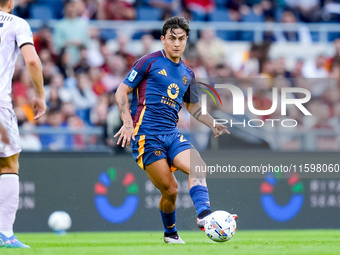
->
[0,0,46,248]
[115,16,234,243]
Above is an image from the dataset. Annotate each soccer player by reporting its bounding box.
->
[115,16,234,243]
[0,0,46,248]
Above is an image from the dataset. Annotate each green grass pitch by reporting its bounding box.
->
[1,230,339,255]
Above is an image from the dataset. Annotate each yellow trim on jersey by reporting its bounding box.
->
[137,87,139,101]
[161,49,166,58]
[137,135,146,169]
[171,166,177,172]
[134,99,146,135]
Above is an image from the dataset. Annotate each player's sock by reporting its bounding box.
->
[160,209,177,235]
[189,185,212,217]
[0,174,19,238]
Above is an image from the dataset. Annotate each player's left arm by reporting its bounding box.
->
[185,102,230,137]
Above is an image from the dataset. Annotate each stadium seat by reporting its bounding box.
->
[209,9,240,41]
[100,29,117,41]
[241,11,264,41]
[215,0,228,7]
[32,0,63,19]
[30,5,56,20]
[137,6,162,21]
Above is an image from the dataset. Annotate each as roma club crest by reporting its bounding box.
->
[182,75,188,85]
[154,150,162,156]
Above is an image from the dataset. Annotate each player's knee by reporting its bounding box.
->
[163,183,178,199]
[1,162,19,174]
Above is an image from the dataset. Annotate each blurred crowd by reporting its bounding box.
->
[11,0,340,152]
[14,0,340,24]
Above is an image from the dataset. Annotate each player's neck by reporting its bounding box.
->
[0,7,11,13]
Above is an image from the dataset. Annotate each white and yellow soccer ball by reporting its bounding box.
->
[48,211,72,234]
[204,210,237,242]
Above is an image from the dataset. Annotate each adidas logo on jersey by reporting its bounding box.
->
[158,69,167,76]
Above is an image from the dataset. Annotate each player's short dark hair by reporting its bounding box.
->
[162,16,190,37]
[0,0,9,7]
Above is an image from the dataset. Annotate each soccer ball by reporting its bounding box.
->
[48,211,72,234]
[204,210,237,242]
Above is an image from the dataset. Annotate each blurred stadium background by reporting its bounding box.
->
[9,0,340,234]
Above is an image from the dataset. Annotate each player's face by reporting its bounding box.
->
[161,28,188,63]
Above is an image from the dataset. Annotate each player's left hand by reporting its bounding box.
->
[212,123,230,137]
[32,96,46,120]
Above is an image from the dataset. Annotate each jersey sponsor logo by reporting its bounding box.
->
[167,83,179,99]
[158,69,167,76]
[128,70,138,82]
[154,149,162,156]
[182,75,188,85]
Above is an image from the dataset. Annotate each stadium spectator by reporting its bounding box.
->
[139,34,155,57]
[274,57,292,79]
[54,0,90,65]
[81,0,100,20]
[89,67,106,95]
[322,0,340,22]
[12,0,32,19]
[87,26,105,67]
[74,45,91,74]
[39,108,73,151]
[302,55,328,79]
[70,72,97,124]
[44,73,72,110]
[275,10,312,44]
[196,28,226,65]
[183,0,215,20]
[115,34,136,70]
[235,43,260,78]
[285,0,321,22]
[33,25,56,62]
[97,0,136,20]
[101,55,128,92]
[55,47,74,79]
[61,102,85,149]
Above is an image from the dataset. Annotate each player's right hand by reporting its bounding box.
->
[32,96,47,120]
[114,125,135,148]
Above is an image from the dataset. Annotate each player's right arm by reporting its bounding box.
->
[114,83,135,148]
[114,53,153,148]
[21,44,46,120]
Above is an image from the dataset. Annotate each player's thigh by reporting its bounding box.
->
[172,148,206,175]
[0,153,20,174]
[145,158,178,194]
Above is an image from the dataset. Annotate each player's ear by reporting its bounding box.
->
[161,35,165,45]
[9,0,14,12]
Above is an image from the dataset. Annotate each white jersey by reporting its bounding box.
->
[0,10,34,109]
